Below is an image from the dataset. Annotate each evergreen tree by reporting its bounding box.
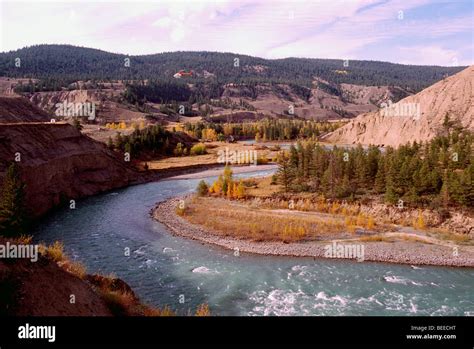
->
[107,136,114,150]
[276,152,295,192]
[73,118,83,131]
[374,158,386,194]
[196,180,209,196]
[0,163,29,236]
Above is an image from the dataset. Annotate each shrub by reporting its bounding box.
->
[236,180,246,199]
[270,175,278,185]
[101,290,136,316]
[359,234,389,242]
[196,180,209,196]
[43,241,65,262]
[173,142,184,156]
[62,260,87,279]
[195,304,211,316]
[190,143,207,155]
[413,210,426,230]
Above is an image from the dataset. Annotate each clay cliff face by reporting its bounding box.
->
[0,123,139,217]
[325,66,473,147]
[0,97,50,123]
[221,81,409,120]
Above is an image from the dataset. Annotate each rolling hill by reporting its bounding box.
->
[0,44,465,90]
[0,45,467,124]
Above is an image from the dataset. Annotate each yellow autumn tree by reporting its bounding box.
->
[413,210,426,230]
[223,124,233,136]
[356,213,366,227]
[255,132,261,143]
[211,175,223,194]
[231,182,238,198]
[202,128,218,141]
[236,180,245,199]
[366,216,375,230]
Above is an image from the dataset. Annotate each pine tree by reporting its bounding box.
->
[107,136,114,150]
[0,163,29,236]
[124,142,132,157]
[374,158,386,194]
[460,164,474,206]
[196,180,209,196]
[73,118,83,131]
[221,175,228,195]
[384,171,398,204]
[276,152,295,192]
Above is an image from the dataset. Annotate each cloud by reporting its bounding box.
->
[396,45,466,66]
[1,0,472,65]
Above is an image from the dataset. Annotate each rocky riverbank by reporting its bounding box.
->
[152,197,474,267]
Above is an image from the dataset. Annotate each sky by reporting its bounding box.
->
[1,0,473,66]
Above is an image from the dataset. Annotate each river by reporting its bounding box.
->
[33,167,474,316]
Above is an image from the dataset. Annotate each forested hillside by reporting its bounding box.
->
[0,45,465,91]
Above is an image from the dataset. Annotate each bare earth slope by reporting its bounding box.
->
[0,96,50,123]
[325,66,473,147]
[0,123,140,217]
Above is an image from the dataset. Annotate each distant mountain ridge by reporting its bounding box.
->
[0,44,465,91]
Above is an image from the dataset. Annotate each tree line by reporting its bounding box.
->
[276,128,473,209]
[183,119,345,141]
[107,124,194,158]
[0,44,465,91]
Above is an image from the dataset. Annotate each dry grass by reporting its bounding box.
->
[39,241,65,263]
[244,176,281,197]
[100,290,137,316]
[176,206,187,216]
[38,241,88,279]
[60,260,87,279]
[14,235,33,244]
[260,195,363,217]
[146,141,271,170]
[429,229,472,244]
[399,235,432,244]
[195,304,211,316]
[142,305,176,317]
[184,197,353,242]
[359,234,392,242]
